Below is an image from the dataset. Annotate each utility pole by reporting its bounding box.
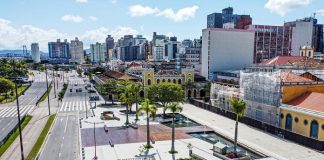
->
[45,64,51,115]
[52,69,56,98]
[13,59,25,160]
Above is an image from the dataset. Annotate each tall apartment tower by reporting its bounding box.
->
[207,7,252,29]
[48,39,69,62]
[31,43,40,63]
[70,37,84,64]
[105,35,114,60]
[90,42,106,64]
[285,17,324,55]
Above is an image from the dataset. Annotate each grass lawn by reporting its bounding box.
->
[26,114,56,160]
[0,115,32,156]
[0,85,30,104]
[36,84,52,105]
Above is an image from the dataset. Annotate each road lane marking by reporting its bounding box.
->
[64,116,68,133]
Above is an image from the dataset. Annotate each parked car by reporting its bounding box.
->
[89,96,99,101]
[88,89,96,93]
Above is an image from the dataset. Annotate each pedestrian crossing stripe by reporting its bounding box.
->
[0,105,34,118]
[59,101,94,112]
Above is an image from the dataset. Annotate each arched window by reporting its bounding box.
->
[167,79,171,83]
[194,90,197,98]
[147,79,151,85]
[308,51,311,57]
[162,79,165,83]
[178,79,182,84]
[157,79,160,84]
[301,51,304,56]
[310,120,319,139]
[173,79,176,83]
[285,114,292,131]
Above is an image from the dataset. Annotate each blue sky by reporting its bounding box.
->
[0,0,323,51]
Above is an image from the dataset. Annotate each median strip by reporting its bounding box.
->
[26,114,56,160]
[36,82,52,105]
[0,115,32,156]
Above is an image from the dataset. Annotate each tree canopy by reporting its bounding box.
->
[0,78,14,94]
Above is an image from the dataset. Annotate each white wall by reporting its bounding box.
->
[291,21,313,56]
[201,28,255,80]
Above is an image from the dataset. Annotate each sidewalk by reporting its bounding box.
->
[0,81,63,160]
[181,103,324,160]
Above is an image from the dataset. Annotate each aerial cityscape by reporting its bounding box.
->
[1,0,324,160]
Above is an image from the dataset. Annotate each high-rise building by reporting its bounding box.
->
[90,42,106,64]
[246,25,293,63]
[31,43,40,63]
[105,35,114,50]
[48,39,69,62]
[182,39,193,48]
[201,28,255,80]
[165,37,178,60]
[70,37,84,64]
[153,39,165,61]
[285,17,324,55]
[207,7,252,29]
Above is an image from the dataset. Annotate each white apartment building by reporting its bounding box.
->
[90,42,106,64]
[70,37,84,64]
[201,28,255,80]
[31,43,40,63]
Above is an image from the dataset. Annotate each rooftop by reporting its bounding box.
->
[287,92,324,112]
[261,56,305,66]
[280,72,314,83]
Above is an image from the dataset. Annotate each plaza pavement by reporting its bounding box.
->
[81,106,221,160]
[181,103,324,160]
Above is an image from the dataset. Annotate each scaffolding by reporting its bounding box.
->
[210,83,240,111]
[240,70,281,126]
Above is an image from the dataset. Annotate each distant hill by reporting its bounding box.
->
[0,50,48,56]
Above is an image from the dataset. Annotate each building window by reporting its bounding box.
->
[157,79,160,84]
[285,114,292,131]
[255,107,263,121]
[280,113,284,119]
[147,79,151,85]
[178,79,181,84]
[308,51,311,57]
[168,79,171,83]
[294,117,299,123]
[304,119,308,125]
[310,120,319,139]
[162,79,165,83]
[322,124,324,130]
[173,79,176,83]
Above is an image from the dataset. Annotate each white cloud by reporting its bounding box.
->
[110,26,138,39]
[165,32,174,37]
[129,5,159,17]
[76,0,88,3]
[317,9,324,16]
[140,25,144,31]
[61,14,83,23]
[157,5,199,22]
[265,0,311,16]
[128,5,199,22]
[0,18,138,51]
[89,16,97,21]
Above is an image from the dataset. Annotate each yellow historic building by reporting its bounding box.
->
[280,83,324,140]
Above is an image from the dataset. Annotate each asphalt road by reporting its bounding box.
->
[39,71,100,160]
[39,113,79,160]
[0,71,52,144]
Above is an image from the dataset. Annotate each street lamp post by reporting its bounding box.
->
[84,121,104,160]
[13,59,25,160]
[52,69,56,98]
[45,64,51,115]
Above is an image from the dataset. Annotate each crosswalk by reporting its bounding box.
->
[0,105,34,118]
[68,78,84,85]
[59,101,93,112]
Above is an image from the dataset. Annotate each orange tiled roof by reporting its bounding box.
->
[287,92,324,112]
[155,70,179,76]
[261,56,304,65]
[102,70,138,81]
[280,72,314,83]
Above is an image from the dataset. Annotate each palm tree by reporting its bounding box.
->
[166,102,183,154]
[137,99,157,148]
[229,98,247,153]
[119,86,134,125]
[130,83,142,121]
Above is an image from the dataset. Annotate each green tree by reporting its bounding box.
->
[166,102,183,154]
[129,83,142,120]
[229,98,247,153]
[97,79,119,104]
[119,85,134,125]
[137,99,157,148]
[0,78,15,101]
[147,83,184,117]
